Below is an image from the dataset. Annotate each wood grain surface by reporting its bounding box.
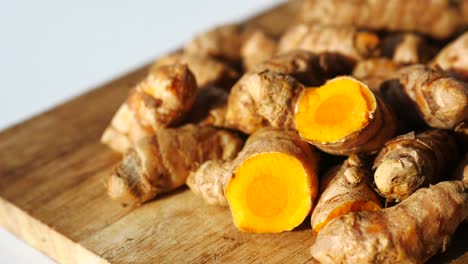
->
[0,1,466,263]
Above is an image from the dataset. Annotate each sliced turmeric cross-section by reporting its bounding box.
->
[294,77,375,143]
[223,129,319,233]
[226,153,314,233]
[294,76,396,155]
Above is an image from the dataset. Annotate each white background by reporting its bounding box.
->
[0,0,282,263]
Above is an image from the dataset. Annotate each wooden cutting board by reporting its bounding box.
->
[0,1,466,263]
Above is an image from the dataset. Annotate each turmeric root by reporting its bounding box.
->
[186,160,231,207]
[310,155,381,234]
[278,24,380,66]
[241,30,277,71]
[294,76,397,155]
[107,124,243,204]
[300,0,463,39]
[151,52,239,89]
[251,50,345,86]
[381,64,468,129]
[352,58,400,92]
[184,24,254,65]
[225,50,352,134]
[310,180,468,264]
[453,153,468,181]
[381,33,435,65]
[373,130,458,201]
[431,32,468,81]
[188,128,319,233]
[225,129,319,233]
[101,64,198,153]
[226,70,304,134]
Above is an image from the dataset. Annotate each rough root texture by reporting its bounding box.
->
[381,33,435,65]
[431,32,468,81]
[381,64,468,129]
[352,58,400,93]
[300,0,463,39]
[310,180,468,264]
[226,70,305,134]
[311,155,381,234]
[186,160,231,207]
[101,64,198,153]
[294,76,397,155]
[241,29,277,71]
[184,24,251,64]
[374,130,458,201]
[278,24,380,65]
[107,124,243,205]
[151,52,239,89]
[182,86,229,127]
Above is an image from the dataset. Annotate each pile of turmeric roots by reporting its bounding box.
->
[101,0,468,263]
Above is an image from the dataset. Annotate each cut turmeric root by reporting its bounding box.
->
[294,76,397,155]
[107,124,243,204]
[225,129,319,233]
[311,155,381,234]
[225,50,352,135]
[310,180,468,264]
[188,128,319,232]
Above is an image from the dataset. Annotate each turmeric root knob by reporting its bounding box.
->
[101,64,198,153]
[294,76,396,155]
[373,130,458,201]
[311,155,381,234]
[224,129,319,233]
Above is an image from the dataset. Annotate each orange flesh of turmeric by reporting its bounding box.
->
[313,201,381,234]
[225,153,314,233]
[294,77,375,143]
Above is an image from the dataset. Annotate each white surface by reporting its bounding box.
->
[0,0,282,263]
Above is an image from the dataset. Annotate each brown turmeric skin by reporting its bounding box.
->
[381,33,435,65]
[251,50,346,86]
[101,64,198,153]
[352,58,400,92]
[225,70,304,134]
[182,86,229,127]
[241,29,277,71]
[431,32,468,81]
[151,52,239,89]
[310,180,468,264]
[278,24,380,66]
[186,160,231,207]
[310,155,381,234]
[381,65,468,130]
[300,0,463,39]
[373,130,458,201]
[107,124,243,205]
[184,24,245,64]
